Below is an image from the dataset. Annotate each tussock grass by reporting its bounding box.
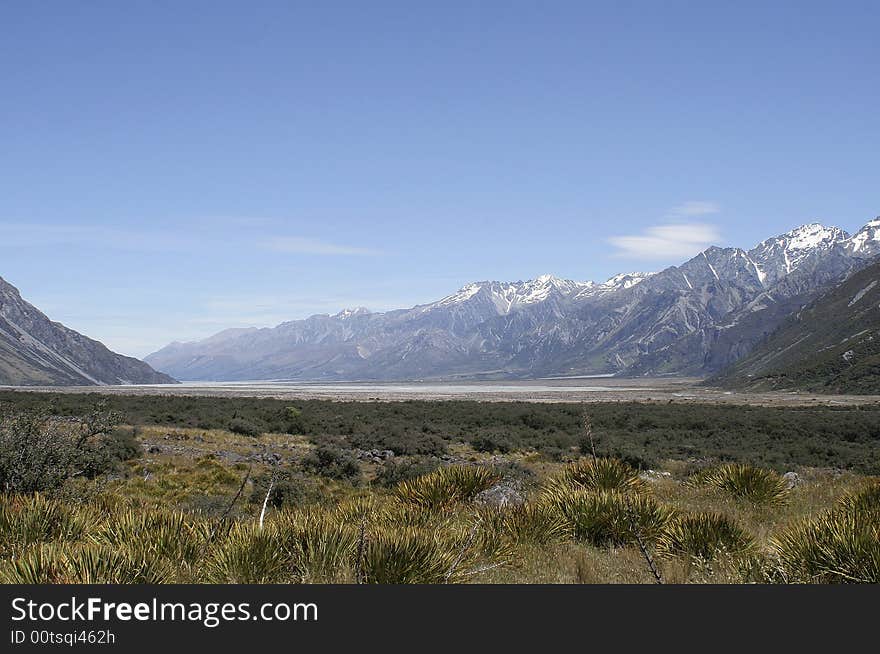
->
[0,434,875,585]
[691,464,790,506]
[90,509,210,565]
[204,523,292,583]
[769,481,880,583]
[0,494,94,558]
[275,510,358,582]
[360,527,466,584]
[837,481,880,521]
[547,488,674,547]
[0,543,171,584]
[656,512,754,560]
[395,465,501,509]
[555,457,644,494]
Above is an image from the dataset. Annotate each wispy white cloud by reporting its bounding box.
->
[0,221,384,258]
[260,236,382,256]
[0,222,196,253]
[666,201,721,218]
[608,223,722,259]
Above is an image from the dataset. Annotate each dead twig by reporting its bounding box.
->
[444,518,481,583]
[355,515,367,584]
[206,464,252,545]
[624,497,663,584]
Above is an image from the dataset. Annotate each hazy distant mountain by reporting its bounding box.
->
[0,276,176,386]
[146,218,880,382]
[713,256,880,393]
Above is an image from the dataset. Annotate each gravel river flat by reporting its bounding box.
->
[5,377,879,406]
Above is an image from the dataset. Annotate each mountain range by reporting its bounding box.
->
[144,217,880,384]
[0,276,175,386]
[714,257,880,393]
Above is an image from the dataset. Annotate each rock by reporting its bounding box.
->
[474,483,524,508]
[783,471,803,488]
[639,469,673,482]
[215,450,244,463]
[355,448,395,463]
[251,451,282,465]
[147,445,163,454]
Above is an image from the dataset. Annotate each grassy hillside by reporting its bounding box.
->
[714,260,880,394]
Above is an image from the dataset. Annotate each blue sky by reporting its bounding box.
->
[1,1,878,357]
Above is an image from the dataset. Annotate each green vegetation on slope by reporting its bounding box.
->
[714,259,880,394]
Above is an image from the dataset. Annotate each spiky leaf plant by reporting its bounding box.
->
[837,481,880,523]
[770,482,880,583]
[548,488,674,547]
[395,465,501,509]
[204,523,293,583]
[770,511,880,583]
[90,509,209,567]
[475,502,571,552]
[360,526,466,584]
[555,457,644,494]
[274,509,358,582]
[692,464,789,506]
[656,512,754,560]
[0,544,69,583]
[0,543,171,584]
[0,494,94,558]
[59,544,172,584]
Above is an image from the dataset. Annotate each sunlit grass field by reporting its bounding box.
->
[0,393,878,584]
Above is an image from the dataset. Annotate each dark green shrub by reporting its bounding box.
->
[250,470,323,508]
[373,457,442,487]
[301,446,360,482]
[285,406,306,434]
[470,433,514,454]
[228,418,261,437]
[0,407,123,493]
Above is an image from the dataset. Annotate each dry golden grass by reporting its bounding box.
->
[3,423,875,584]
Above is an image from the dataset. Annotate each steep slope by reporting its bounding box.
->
[0,276,176,386]
[146,217,880,382]
[713,260,880,393]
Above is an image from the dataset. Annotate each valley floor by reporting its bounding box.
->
[4,377,880,405]
[1,391,877,583]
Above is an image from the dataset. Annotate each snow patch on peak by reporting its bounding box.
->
[335,307,370,319]
[846,217,880,255]
[748,222,849,279]
[433,282,484,308]
[783,223,848,250]
[601,272,653,289]
[752,223,848,253]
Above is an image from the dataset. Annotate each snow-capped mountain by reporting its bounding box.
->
[0,276,176,386]
[747,223,849,286]
[145,217,880,381]
[846,217,880,257]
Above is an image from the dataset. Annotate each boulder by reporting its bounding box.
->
[639,469,673,483]
[783,471,803,489]
[474,483,524,508]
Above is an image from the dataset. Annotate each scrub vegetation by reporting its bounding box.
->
[0,392,877,584]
